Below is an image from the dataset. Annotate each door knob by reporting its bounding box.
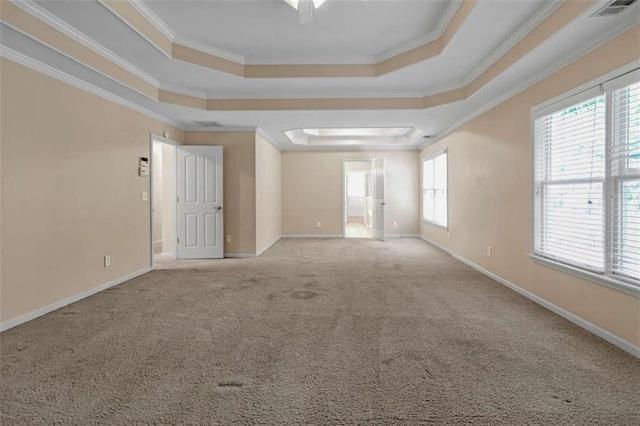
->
[213,206,223,211]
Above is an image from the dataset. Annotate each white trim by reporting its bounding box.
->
[531,255,640,298]
[283,145,420,152]
[419,10,640,150]
[386,234,420,239]
[0,267,152,332]
[374,0,463,63]
[224,253,257,258]
[150,133,181,147]
[342,158,374,238]
[418,236,639,359]
[257,236,282,257]
[158,82,207,99]
[533,63,640,116]
[256,128,283,150]
[173,35,245,65]
[419,235,453,255]
[281,234,344,238]
[9,0,160,88]
[0,46,184,129]
[127,0,176,41]
[149,135,179,268]
[97,0,172,59]
[461,1,566,87]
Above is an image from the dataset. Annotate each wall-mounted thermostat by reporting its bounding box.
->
[138,157,149,177]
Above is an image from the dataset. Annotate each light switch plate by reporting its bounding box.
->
[141,192,148,201]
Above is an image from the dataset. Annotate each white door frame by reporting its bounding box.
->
[149,133,179,269]
[342,158,373,238]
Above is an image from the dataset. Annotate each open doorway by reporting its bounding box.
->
[151,136,177,267]
[344,160,373,238]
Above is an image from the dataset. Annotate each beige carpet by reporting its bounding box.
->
[1,238,639,425]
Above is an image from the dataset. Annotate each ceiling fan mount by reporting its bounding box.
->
[283,0,327,24]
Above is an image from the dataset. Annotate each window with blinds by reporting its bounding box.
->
[533,72,639,290]
[422,150,448,227]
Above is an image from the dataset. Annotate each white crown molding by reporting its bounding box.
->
[128,0,176,41]
[108,0,464,67]
[280,144,420,152]
[375,0,463,63]
[0,46,184,129]
[461,0,567,87]
[419,10,640,150]
[205,89,422,100]
[173,35,246,65]
[158,82,207,99]
[10,0,161,88]
[184,125,258,132]
[257,127,284,150]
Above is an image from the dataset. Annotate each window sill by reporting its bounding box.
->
[421,220,448,230]
[530,254,640,298]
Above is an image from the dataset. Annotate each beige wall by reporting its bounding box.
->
[420,28,640,347]
[255,133,282,254]
[282,151,419,236]
[183,131,256,255]
[0,58,183,323]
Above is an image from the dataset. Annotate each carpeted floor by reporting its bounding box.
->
[1,238,639,425]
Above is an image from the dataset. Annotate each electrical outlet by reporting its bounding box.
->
[141,192,148,201]
[393,221,398,228]
[104,255,111,267]
[226,235,231,243]
[487,246,492,257]
[316,221,322,228]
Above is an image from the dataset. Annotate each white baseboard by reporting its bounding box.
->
[387,234,421,239]
[419,235,639,359]
[282,234,343,238]
[0,267,152,332]
[419,235,453,254]
[224,253,257,258]
[257,235,282,257]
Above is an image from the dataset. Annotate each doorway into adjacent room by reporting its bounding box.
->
[344,160,373,239]
[151,136,177,267]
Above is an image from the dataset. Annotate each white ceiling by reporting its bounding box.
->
[143,0,453,64]
[3,0,639,150]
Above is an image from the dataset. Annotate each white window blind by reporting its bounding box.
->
[610,81,640,282]
[533,72,640,290]
[422,151,448,227]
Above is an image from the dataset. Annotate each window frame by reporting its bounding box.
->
[531,67,640,297]
[421,149,448,229]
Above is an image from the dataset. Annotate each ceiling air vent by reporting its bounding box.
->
[193,121,223,128]
[592,0,637,16]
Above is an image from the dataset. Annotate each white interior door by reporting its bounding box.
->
[372,158,386,241]
[177,146,224,259]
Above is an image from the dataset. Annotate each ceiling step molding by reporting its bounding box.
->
[461,0,567,87]
[0,45,182,129]
[9,0,160,89]
[420,15,640,150]
[375,0,463,63]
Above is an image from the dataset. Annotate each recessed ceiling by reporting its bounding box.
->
[2,0,638,150]
[286,127,427,145]
[142,0,452,64]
